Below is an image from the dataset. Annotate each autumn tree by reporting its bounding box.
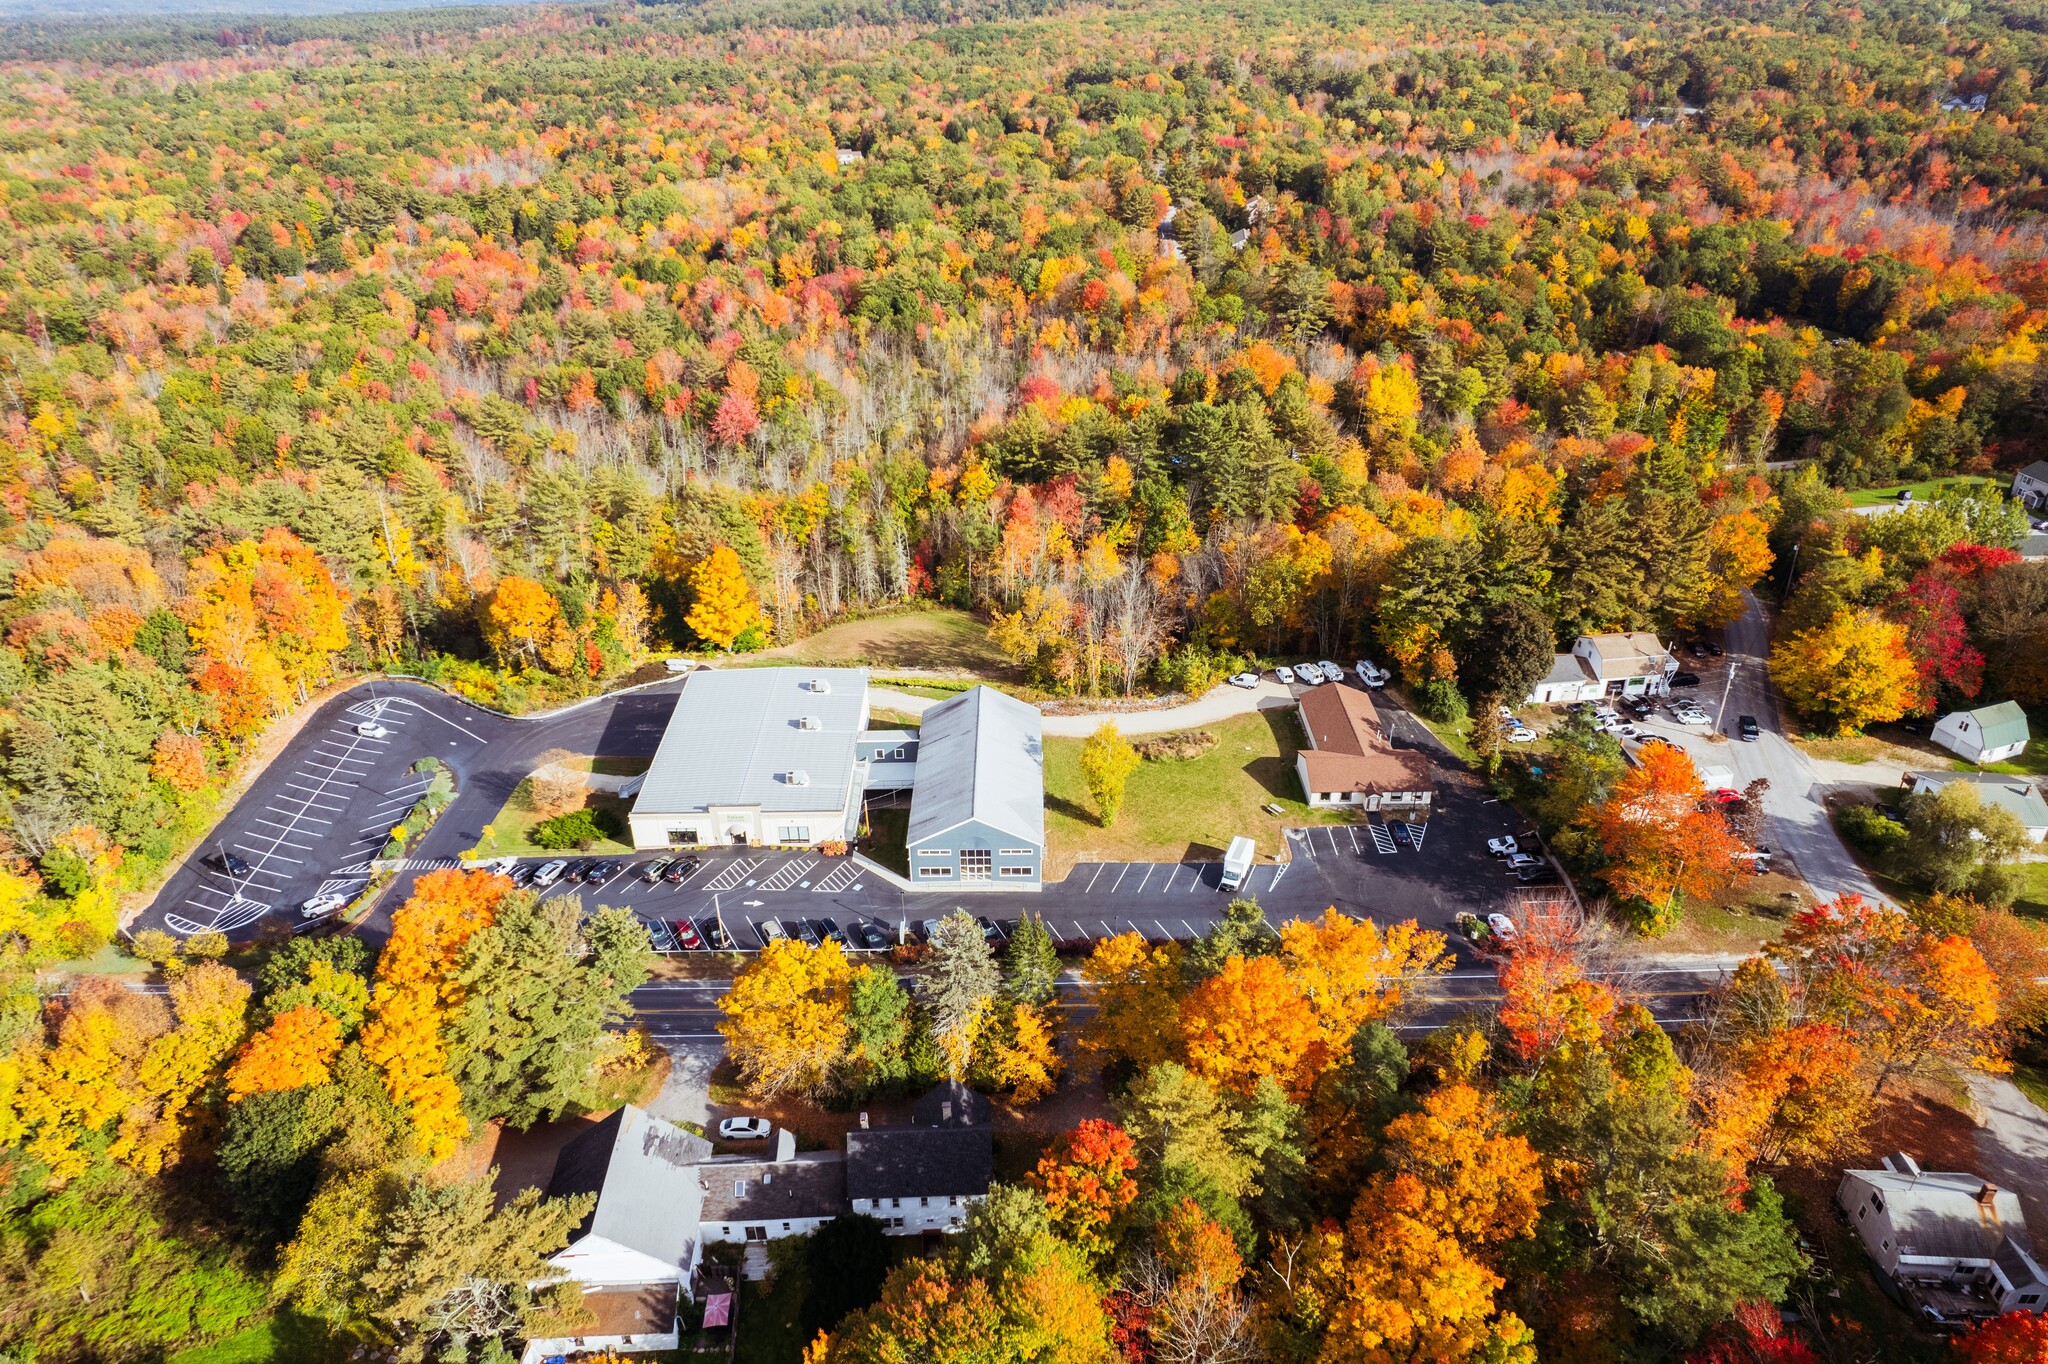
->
[1956,1312,2048,1364]
[1179,954,1325,1098]
[686,544,766,651]
[1593,744,1746,933]
[227,1004,346,1100]
[719,937,855,1096]
[1080,721,1140,826]
[987,1003,1062,1103]
[1123,1198,1256,1364]
[1079,932,1185,1073]
[1769,608,1918,735]
[1278,909,1450,1048]
[113,963,252,1175]
[1697,958,1871,1170]
[481,577,560,670]
[1028,1119,1140,1260]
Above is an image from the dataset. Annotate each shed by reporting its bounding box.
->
[1932,700,2032,765]
[903,686,1044,889]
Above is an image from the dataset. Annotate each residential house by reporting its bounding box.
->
[1526,633,1677,704]
[1901,770,2048,843]
[1293,684,1434,812]
[848,1081,995,1235]
[903,686,1045,889]
[2015,460,2048,511]
[531,1107,712,1360]
[1931,701,2031,765]
[698,1131,848,1247]
[1839,1154,2048,1322]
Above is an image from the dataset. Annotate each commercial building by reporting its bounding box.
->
[1526,633,1677,704]
[903,686,1045,889]
[1294,684,1433,813]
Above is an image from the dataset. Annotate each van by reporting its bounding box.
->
[1220,836,1256,892]
[532,859,568,888]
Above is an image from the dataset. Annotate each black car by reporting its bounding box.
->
[211,850,253,876]
[1517,867,1561,885]
[1687,640,1709,657]
[854,920,888,951]
[664,856,700,884]
[1671,671,1702,688]
[1737,714,1761,742]
[703,917,737,951]
[1391,820,1413,846]
[1623,698,1654,718]
[585,861,617,887]
[792,918,822,947]
[816,918,847,946]
[1706,640,1724,657]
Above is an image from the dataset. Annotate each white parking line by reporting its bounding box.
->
[1346,827,1360,853]
[1137,865,1154,893]
[1161,865,1178,892]
[1086,864,1104,893]
[391,697,488,743]
[265,806,333,825]
[283,782,349,802]
[1111,865,1130,892]
[235,843,303,864]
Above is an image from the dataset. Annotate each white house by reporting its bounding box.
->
[1293,684,1433,813]
[1839,1154,2048,1321]
[1526,633,1676,704]
[847,1082,994,1235]
[1932,700,2031,765]
[2013,460,2048,512]
[696,1142,848,1248]
[1902,770,2048,843]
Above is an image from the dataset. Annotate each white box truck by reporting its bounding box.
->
[1220,836,1256,891]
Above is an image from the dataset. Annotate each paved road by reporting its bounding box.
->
[873,675,1306,738]
[625,960,1740,1042]
[1965,1072,2048,1236]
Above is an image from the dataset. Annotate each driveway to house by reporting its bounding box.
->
[1656,590,1891,907]
[1966,1073,2048,1236]
[871,677,1301,737]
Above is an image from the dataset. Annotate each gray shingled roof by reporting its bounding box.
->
[631,667,868,817]
[546,1106,712,1267]
[845,1125,994,1201]
[907,686,1044,846]
[1846,1168,2030,1259]
[697,1153,847,1222]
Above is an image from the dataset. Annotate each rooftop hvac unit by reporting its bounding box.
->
[798,715,821,731]
[786,770,810,786]
[806,678,832,693]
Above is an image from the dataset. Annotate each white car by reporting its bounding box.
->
[1228,672,1260,689]
[355,721,389,739]
[1487,836,1519,857]
[1275,665,1297,685]
[300,893,348,918]
[718,1116,773,1141]
[1506,726,1538,742]
[1356,660,1389,687]
[531,859,569,888]
[1318,661,1344,684]
[1486,912,1520,944]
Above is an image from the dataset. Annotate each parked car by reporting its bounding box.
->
[1318,661,1344,684]
[1275,665,1297,685]
[1507,726,1538,742]
[1516,867,1561,885]
[564,860,590,884]
[1486,912,1519,944]
[591,861,624,887]
[1390,821,1413,846]
[1706,640,1724,657]
[532,859,568,888]
[300,893,348,918]
[815,918,847,946]
[978,915,1002,943]
[756,918,787,947]
[1671,671,1702,688]
[1710,788,1744,804]
[703,917,736,951]
[1229,672,1260,689]
[1487,836,1519,857]
[641,857,674,884]
[1687,640,1708,657]
[508,864,535,888]
[792,918,821,946]
[1737,714,1761,741]
[672,918,704,950]
[664,856,700,883]
[354,720,389,738]
[1356,659,1389,688]
[1297,663,1325,685]
[918,918,942,942]
[210,850,253,876]
[719,1116,773,1141]
[854,920,888,951]
[1504,853,1544,872]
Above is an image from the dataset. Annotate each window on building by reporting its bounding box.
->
[917,849,949,857]
[782,1222,791,1232]
[890,1217,905,1228]
[892,747,905,759]
[960,849,993,881]
[921,1197,931,1208]
[1000,865,1034,877]
[1000,849,1032,857]
[2022,1294,2041,1306]
[1882,1239,1891,1252]
[891,1198,901,1209]
[1872,1193,1886,1213]
[918,866,953,877]
[951,1215,963,1226]
[668,829,699,845]
[745,1226,767,1242]
[777,826,810,843]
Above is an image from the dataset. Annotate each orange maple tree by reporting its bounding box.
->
[1592,744,1746,932]
[1179,954,1326,1098]
[1955,1312,2048,1364]
[1495,947,1619,1064]
[1028,1119,1139,1259]
[1279,908,1450,1050]
[226,1003,347,1100]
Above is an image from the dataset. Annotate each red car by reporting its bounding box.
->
[1710,788,1744,805]
[672,918,704,950]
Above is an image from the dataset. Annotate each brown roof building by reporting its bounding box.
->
[1293,685,1434,812]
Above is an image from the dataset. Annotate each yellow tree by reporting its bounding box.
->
[718,938,855,1096]
[1078,932,1185,1072]
[1079,722,1140,827]
[481,576,561,669]
[1179,955,1326,1099]
[989,1003,1061,1103]
[1280,910,1450,1048]
[686,544,766,651]
[11,979,167,1181]
[1769,608,1919,735]
[112,962,252,1174]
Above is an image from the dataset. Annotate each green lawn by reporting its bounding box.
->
[470,789,636,859]
[2015,861,2048,923]
[166,1313,345,1364]
[734,1270,810,1364]
[1844,474,1996,506]
[750,607,1013,676]
[1042,708,1350,877]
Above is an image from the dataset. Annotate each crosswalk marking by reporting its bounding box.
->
[1369,823,1396,854]
[812,862,861,893]
[756,857,817,892]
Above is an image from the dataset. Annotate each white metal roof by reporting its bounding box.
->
[631,667,868,816]
[907,685,1045,847]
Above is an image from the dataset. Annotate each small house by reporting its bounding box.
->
[1931,700,2031,765]
[698,1133,848,1248]
[1839,1154,2048,1322]
[1901,770,2048,843]
[2014,460,2048,512]
[1526,633,1676,704]
[1294,685,1433,812]
[847,1081,995,1236]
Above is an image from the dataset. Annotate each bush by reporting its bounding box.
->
[1417,676,1469,725]
[1837,804,1908,862]
[532,805,625,850]
[1134,729,1218,761]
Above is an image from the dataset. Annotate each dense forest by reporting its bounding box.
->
[5,0,2048,1357]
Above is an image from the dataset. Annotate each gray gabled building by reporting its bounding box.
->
[904,685,1044,889]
